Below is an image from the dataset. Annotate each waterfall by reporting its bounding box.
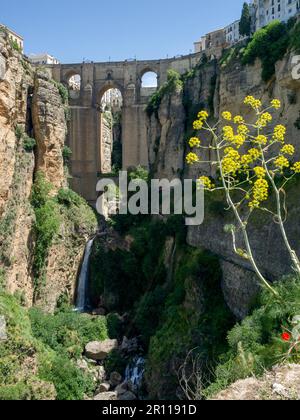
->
[125,357,145,395]
[75,238,94,312]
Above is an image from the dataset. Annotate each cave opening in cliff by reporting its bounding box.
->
[99,88,123,174]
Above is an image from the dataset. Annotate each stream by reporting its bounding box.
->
[75,237,146,398]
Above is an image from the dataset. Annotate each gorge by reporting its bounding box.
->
[1,17,300,401]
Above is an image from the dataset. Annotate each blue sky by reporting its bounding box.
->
[2,0,244,63]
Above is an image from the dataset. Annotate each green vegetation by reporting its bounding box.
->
[52,81,69,105]
[29,308,108,359]
[31,173,61,297]
[146,249,235,399]
[242,20,291,81]
[0,291,108,400]
[295,115,300,130]
[10,39,22,53]
[239,2,252,37]
[204,277,300,398]
[15,125,24,140]
[31,172,97,299]
[146,70,183,117]
[23,135,36,152]
[62,146,72,163]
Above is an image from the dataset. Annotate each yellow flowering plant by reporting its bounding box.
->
[187,96,300,297]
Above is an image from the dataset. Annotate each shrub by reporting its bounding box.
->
[15,125,24,140]
[204,277,300,398]
[62,146,72,163]
[23,135,36,152]
[146,70,183,116]
[242,20,289,81]
[39,355,94,400]
[10,39,22,53]
[57,188,82,207]
[29,308,108,359]
[31,173,61,295]
[52,81,69,105]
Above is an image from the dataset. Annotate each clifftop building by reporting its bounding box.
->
[194,0,300,53]
[29,53,60,65]
[0,24,23,53]
[252,0,300,29]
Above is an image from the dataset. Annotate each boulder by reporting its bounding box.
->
[98,383,111,393]
[94,392,117,401]
[118,391,137,401]
[110,371,123,387]
[115,382,128,396]
[85,339,118,361]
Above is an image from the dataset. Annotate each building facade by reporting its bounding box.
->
[224,19,244,45]
[0,24,23,53]
[29,53,60,65]
[251,0,300,29]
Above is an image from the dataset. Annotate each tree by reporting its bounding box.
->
[239,2,252,37]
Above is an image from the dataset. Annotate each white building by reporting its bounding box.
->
[0,24,23,53]
[194,35,207,53]
[251,0,300,29]
[29,53,60,65]
[224,19,244,45]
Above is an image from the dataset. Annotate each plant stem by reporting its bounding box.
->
[213,133,279,297]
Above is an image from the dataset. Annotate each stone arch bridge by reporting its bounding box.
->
[49,53,201,202]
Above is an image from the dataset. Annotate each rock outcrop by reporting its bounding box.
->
[85,339,118,361]
[212,364,300,400]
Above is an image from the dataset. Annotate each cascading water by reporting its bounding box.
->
[75,238,94,312]
[125,356,145,395]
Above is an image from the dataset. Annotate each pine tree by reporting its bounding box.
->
[239,2,251,37]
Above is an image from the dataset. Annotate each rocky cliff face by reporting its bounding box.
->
[0,33,97,309]
[147,52,300,318]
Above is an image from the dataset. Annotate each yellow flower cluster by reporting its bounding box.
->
[256,112,272,128]
[274,156,290,170]
[222,148,241,175]
[244,96,262,110]
[186,152,199,165]
[198,111,209,120]
[271,99,281,109]
[241,148,261,168]
[254,166,266,178]
[273,125,286,142]
[292,162,300,173]
[189,137,201,148]
[233,115,245,124]
[224,147,240,160]
[193,120,203,130]
[255,135,268,145]
[249,178,269,208]
[281,144,295,156]
[223,126,234,142]
[237,125,249,136]
[222,111,232,121]
[233,134,246,148]
[198,176,215,190]
[193,110,209,130]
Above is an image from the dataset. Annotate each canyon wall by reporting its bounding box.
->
[147,51,300,319]
[0,33,97,309]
